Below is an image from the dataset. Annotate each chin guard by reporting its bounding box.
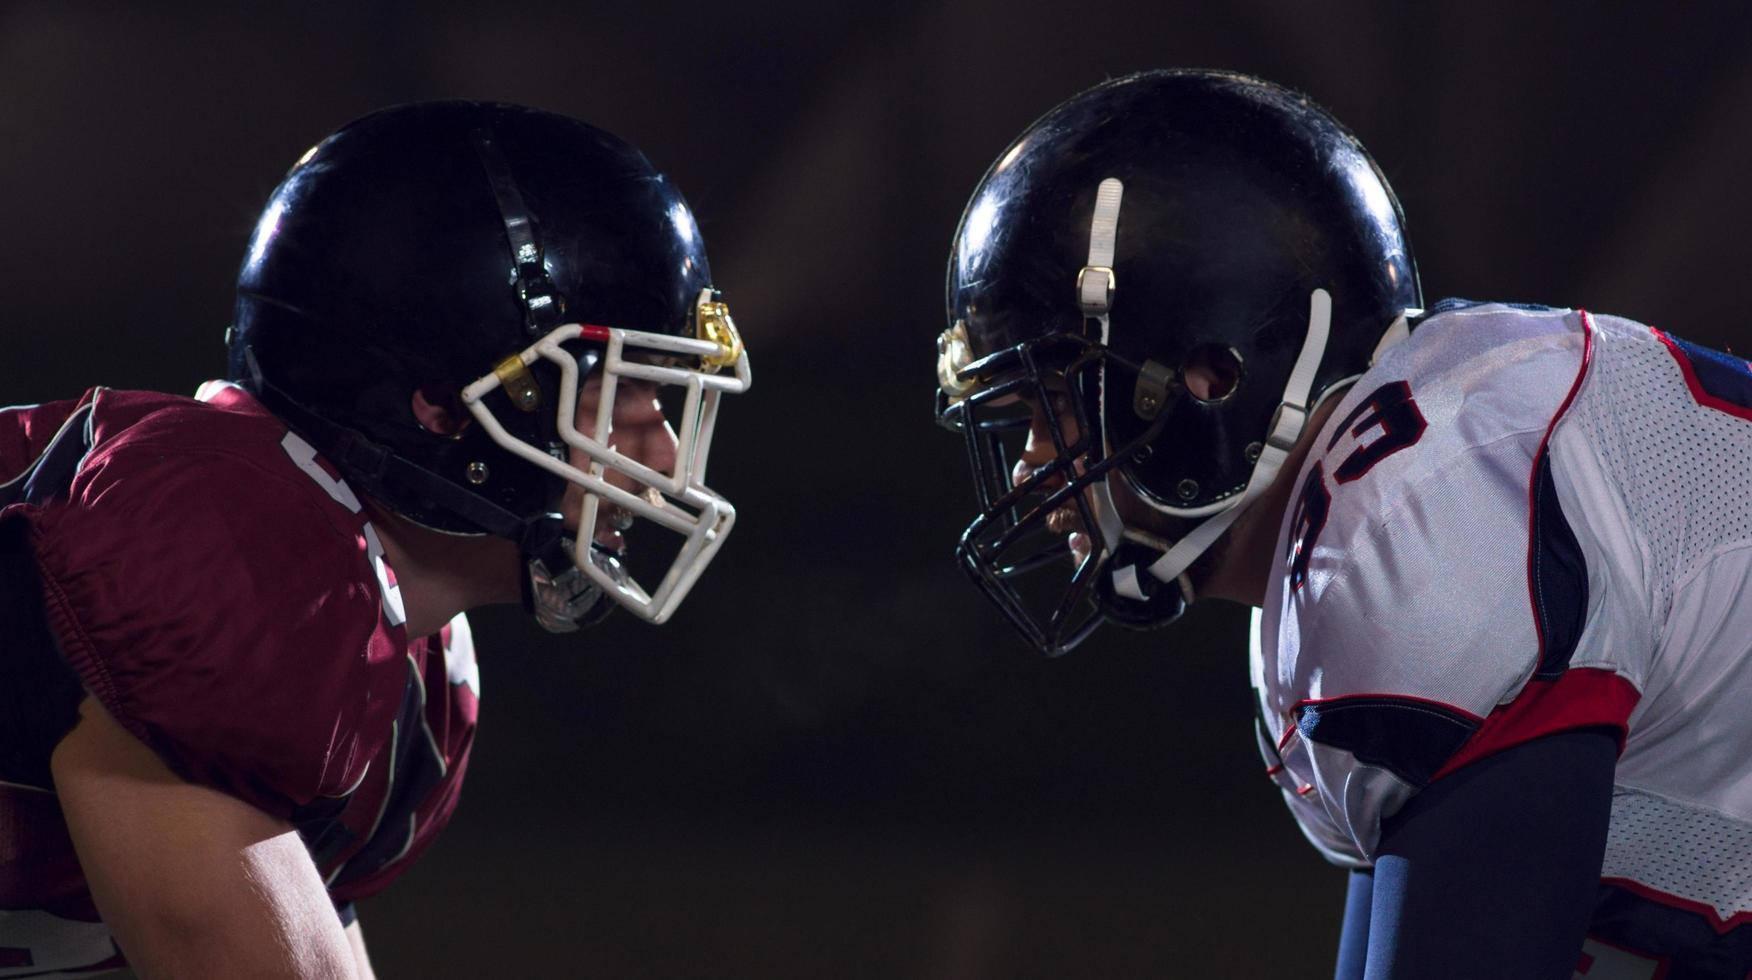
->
[1095,541,1188,629]
[523,538,624,633]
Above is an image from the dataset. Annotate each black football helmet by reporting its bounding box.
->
[230,101,751,630]
[936,70,1421,655]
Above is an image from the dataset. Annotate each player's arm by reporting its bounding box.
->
[1362,728,1617,980]
[344,919,378,980]
[51,696,360,980]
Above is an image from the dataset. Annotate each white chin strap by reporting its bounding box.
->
[1079,177,1130,555]
[1112,287,1333,601]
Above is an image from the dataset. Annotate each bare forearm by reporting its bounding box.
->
[52,698,358,979]
[73,803,357,979]
[345,920,377,980]
[122,907,355,980]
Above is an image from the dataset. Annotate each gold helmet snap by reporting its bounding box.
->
[936,320,977,403]
[696,293,743,372]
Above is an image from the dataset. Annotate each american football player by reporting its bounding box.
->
[937,70,1752,978]
[0,101,750,978]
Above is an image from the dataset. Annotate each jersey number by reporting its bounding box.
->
[1287,381,1428,591]
[1288,461,1330,592]
[1327,380,1428,482]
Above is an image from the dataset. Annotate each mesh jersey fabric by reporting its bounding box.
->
[1253,303,1752,935]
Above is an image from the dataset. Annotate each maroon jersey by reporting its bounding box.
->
[0,383,479,975]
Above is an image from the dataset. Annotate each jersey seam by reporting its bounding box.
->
[1318,425,1550,567]
[1629,540,1752,727]
[1311,312,1590,561]
[1301,700,1475,725]
[1304,429,1550,709]
[1611,782,1752,831]
[1531,458,1553,666]
[31,440,392,801]
[27,530,135,743]
[1666,537,1752,601]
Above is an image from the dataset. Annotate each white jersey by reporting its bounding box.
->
[1252,302,1752,950]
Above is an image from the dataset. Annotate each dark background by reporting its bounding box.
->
[5,2,1752,977]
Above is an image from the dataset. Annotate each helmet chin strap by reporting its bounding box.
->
[1111,287,1333,601]
[1079,177,1130,557]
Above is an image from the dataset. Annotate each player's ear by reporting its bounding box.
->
[411,385,470,437]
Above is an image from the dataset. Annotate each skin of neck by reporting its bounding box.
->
[1191,384,1352,608]
[362,498,524,638]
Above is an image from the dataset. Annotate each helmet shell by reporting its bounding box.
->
[948,70,1420,512]
[231,101,713,531]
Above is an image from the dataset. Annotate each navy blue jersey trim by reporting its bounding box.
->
[1296,697,1479,788]
[1592,881,1752,970]
[293,785,359,870]
[329,661,444,889]
[293,662,442,888]
[1,403,94,507]
[1666,331,1752,410]
[1530,452,1587,679]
